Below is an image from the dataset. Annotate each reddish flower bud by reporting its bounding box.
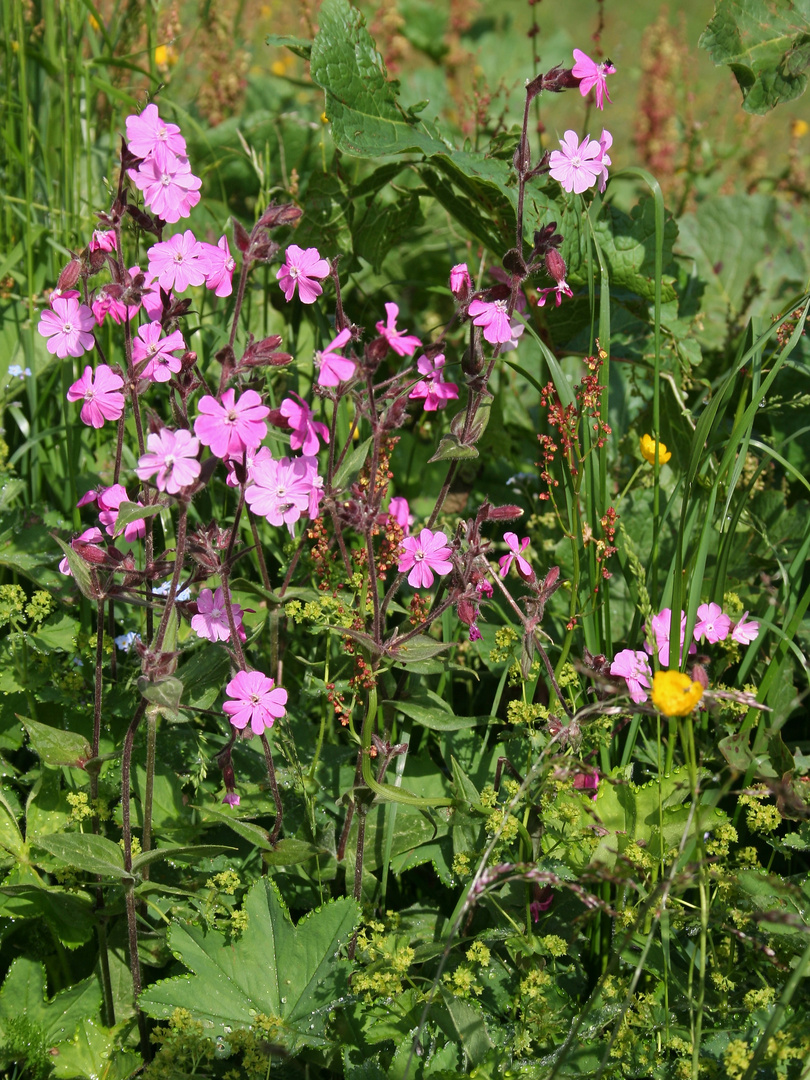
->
[545,248,568,285]
[486,504,524,521]
[457,597,477,626]
[57,258,82,291]
[257,203,303,230]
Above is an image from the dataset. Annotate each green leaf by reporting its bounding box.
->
[22,717,91,768]
[178,645,231,711]
[385,699,486,731]
[0,793,24,858]
[138,879,360,1045]
[132,844,233,872]
[137,675,184,714]
[53,534,97,600]
[699,0,810,114]
[112,500,164,536]
[332,436,372,491]
[266,33,313,60]
[0,884,95,949]
[428,433,479,463]
[0,958,101,1047]
[34,833,132,881]
[590,201,678,303]
[433,989,494,1066]
[387,634,453,664]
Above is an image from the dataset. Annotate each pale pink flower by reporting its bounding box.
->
[128,154,202,222]
[572,49,616,110]
[194,388,269,459]
[91,267,143,325]
[596,130,612,193]
[147,231,206,293]
[66,365,125,428]
[398,527,453,589]
[200,236,236,298]
[467,298,513,344]
[732,612,759,645]
[132,322,186,382]
[645,608,696,666]
[549,130,604,194]
[244,449,313,532]
[498,532,534,581]
[192,587,246,643]
[136,428,201,494]
[276,245,330,304]
[89,230,117,253]
[59,527,104,576]
[537,279,574,308]
[376,303,421,357]
[97,484,145,542]
[223,670,287,736]
[316,328,355,387]
[125,104,187,167]
[409,354,459,412]
[450,263,472,300]
[299,454,324,519]
[388,496,413,535]
[279,392,329,456]
[610,649,652,704]
[39,297,96,358]
[694,602,731,645]
[224,447,258,488]
[142,280,170,322]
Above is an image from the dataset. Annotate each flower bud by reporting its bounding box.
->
[450,263,472,301]
[486,504,524,521]
[57,258,82,291]
[545,248,568,285]
[257,203,303,230]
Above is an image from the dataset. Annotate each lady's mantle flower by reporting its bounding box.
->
[731,612,759,645]
[467,298,512,345]
[694,602,731,645]
[498,533,534,581]
[147,231,206,293]
[192,587,246,643]
[376,303,422,357]
[66,365,125,428]
[409,354,459,412]
[640,434,671,465]
[277,245,330,304]
[610,649,652,704]
[549,130,611,195]
[571,49,616,110]
[316,328,355,387]
[279,393,330,455]
[39,297,96,358]
[223,670,287,736]
[651,670,703,717]
[136,428,201,494]
[398,528,453,589]
[132,322,186,382]
[194,388,269,459]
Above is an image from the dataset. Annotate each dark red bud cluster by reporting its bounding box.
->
[240,334,290,368]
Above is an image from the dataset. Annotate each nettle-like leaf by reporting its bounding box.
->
[138,879,360,1049]
[699,0,810,114]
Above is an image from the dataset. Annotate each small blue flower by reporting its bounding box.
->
[152,580,191,601]
[7,365,32,379]
[114,631,141,653]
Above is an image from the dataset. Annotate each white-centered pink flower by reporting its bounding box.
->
[549,130,609,194]
[376,303,421,357]
[450,263,472,300]
[316,328,355,387]
[147,231,206,293]
[200,236,236,297]
[610,649,652,704]
[125,104,187,168]
[223,669,287,736]
[39,297,96,358]
[731,611,760,645]
[388,496,413,535]
[128,154,202,223]
[136,428,201,494]
[132,321,186,382]
[192,586,246,643]
[194,388,269,459]
[468,297,513,344]
[498,532,534,581]
[694,602,731,645]
[244,449,319,533]
[276,245,330,304]
[409,354,459,412]
[279,392,329,456]
[645,608,696,666]
[66,365,125,428]
[572,49,616,110]
[398,527,453,589]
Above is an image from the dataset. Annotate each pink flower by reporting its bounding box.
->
[279,393,330,456]
[89,230,117,253]
[147,231,206,293]
[136,428,201,494]
[38,297,96,358]
[128,154,202,223]
[467,298,513,344]
[125,104,187,168]
[200,236,236,298]
[132,322,186,382]
[223,669,287,736]
[610,649,652,704]
[97,484,145,542]
[388,496,413,534]
[300,454,324,519]
[192,587,246,643]
[194,388,269,459]
[498,532,534,581]
[142,280,170,322]
[732,612,759,645]
[398,527,453,589]
[450,263,472,300]
[91,267,143,325]
[222,791,240,808]
[66,365,125,428]
[316,328,355,387]
[59,527,104,576]
[572,49,616,110]
[376,303,421,357]
[549,130,605,194]
[469,624,482,642]
[244,449,316,533]
[276,245,330,304]
[596,130,612,193]
[645,609,696,666]
[408,354,459,412]
[573,770,600,800]
[694,602,731,645]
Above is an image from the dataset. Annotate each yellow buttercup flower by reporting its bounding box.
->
[792,119,809,138]
[155,44,178,68]
[651,670,703,717]
[640,433,671,466]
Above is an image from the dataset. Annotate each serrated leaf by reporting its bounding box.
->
[590,201,678,303]
[34,833,132,881]
[0,884,95,949]
[22,717,91,768]
[0,958,101,1047]
[132,844,233,872]
[138,879,360,1044]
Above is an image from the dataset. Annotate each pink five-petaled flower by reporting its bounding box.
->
[192,587,246,643]
[549,130,607,195]
[128,154,202,223]
[132,322,186,382]
[194,388,269,459]
[59,527,104,576]
[66,365,125,428]
[694,602,731,645]
[610,649,652,704]
[498,532,534,582]
[200,236,236,298]
[645,608,696,666]
[376,303,422,357]
[244,449,319,533]
[223,670,287,736]
[89,229,117,253]
[732,612,760,645]
[279,393,330,455]
[467,297,513,344]
[97,484,145,542]
[388,496,413,535]
[409,354,459,412]
[136,428,201,494]
[398,528,453,589]
[316,328,355,387]
[276,245,330,304]
[125,104,187,168]
[572,49,616,110]
[147,231,206,293]
[39,297,96,358]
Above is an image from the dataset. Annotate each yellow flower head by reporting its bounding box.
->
[651,670,703,717]
[155,44,178,68]
[640,434,671,466]
[792,119,809,138]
